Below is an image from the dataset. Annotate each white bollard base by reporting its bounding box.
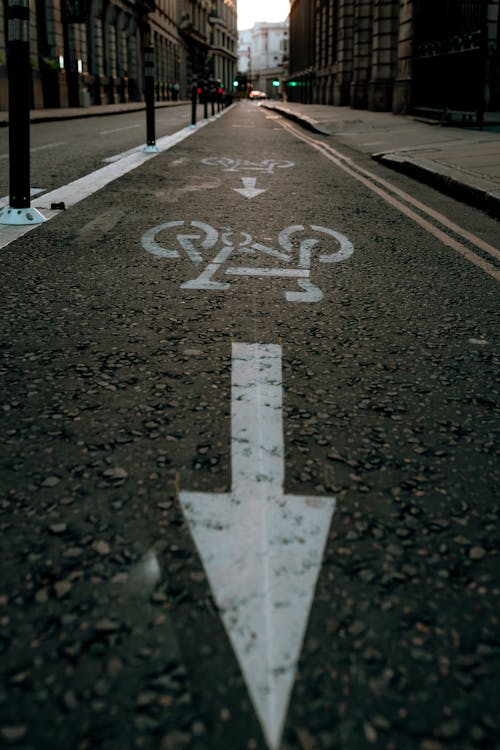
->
[0,206,46,225]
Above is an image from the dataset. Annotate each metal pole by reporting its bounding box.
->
[0,0,45,225]
[143,45,159,152]
[478,3,488,132]
[191,77,197,126]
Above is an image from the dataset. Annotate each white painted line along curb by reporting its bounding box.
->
[35,123,210,210]
[0,106,235,250]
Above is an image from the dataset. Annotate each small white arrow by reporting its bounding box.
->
[179,343,335,750]
[233,177,267,199]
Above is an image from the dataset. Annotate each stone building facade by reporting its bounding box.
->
[237,21,289,98]
[237,27,251,74]
[0,0,237,111]
[209,0,237,94]
[287,0,500,120]
[250,21,288,97]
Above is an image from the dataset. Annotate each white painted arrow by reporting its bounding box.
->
[233,177,267,199]
[179,343,335,750]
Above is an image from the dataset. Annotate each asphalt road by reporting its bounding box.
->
[0,102,499,750]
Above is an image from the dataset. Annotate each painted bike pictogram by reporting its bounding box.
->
[201,157,295,173]
[141,221,354,302]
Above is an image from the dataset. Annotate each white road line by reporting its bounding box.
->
[0,111,237,249]
[179,342,335,750]
[30,141,66,153]
[35,123,210,209]
[0,142,66,159]
[102,119,218,163]
[102,145,144,163]
[99,123,141,135]
[226,267,309,277]
[1,106,235,249]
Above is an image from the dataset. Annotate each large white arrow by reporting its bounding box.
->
[179,343,336,750]
[233,176,267,199]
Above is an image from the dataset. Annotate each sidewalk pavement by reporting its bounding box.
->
[262,101,500,219]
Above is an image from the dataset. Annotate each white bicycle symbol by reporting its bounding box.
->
[201,157,295,173]
[141,221,353,302]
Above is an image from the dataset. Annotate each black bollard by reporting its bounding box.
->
[143,45,158,152]
[0,0,45,224]
[191,78,198,126]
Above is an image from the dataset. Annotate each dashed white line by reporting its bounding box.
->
[99,123,142,135]
[0,142,66,159]
[30,141,66,153]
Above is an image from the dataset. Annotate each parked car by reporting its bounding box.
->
[249,90,268,100]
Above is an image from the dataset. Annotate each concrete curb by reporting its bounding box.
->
[261,103,331,135]
[0,100,191,127]
[373,152,500,220]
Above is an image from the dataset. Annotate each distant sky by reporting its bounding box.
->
[237,0,290,30]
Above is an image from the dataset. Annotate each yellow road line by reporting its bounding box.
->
[278,119,500,281]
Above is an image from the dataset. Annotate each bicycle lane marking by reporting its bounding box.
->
[134,112,359,746]
[200,156,296,199]
[137,156,356,744]
[136,107,497,747]
[140,221,354,302]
